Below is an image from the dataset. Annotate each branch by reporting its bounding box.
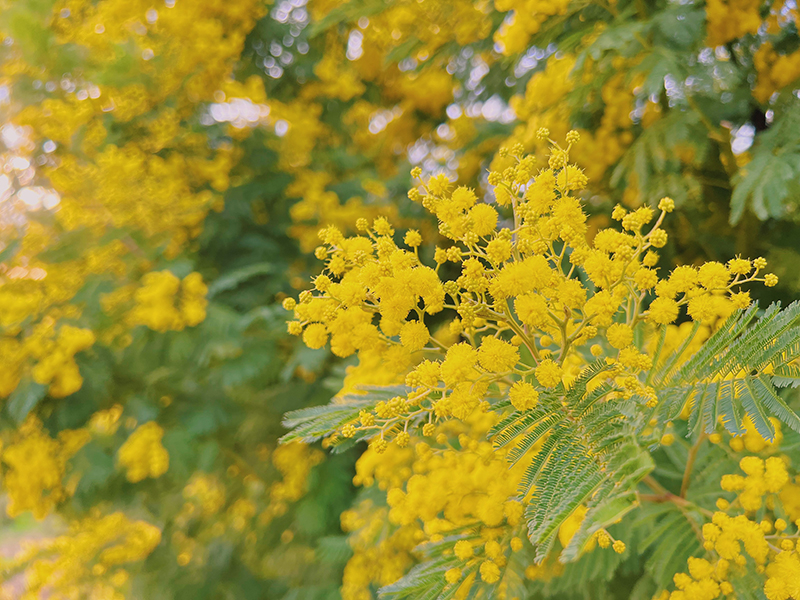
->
[681,433,706,498]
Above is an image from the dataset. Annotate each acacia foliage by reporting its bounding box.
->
[0,0,798,599]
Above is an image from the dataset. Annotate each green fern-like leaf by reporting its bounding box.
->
[653,302,800,440]
[280,385,409,444]
[491,360,654,563]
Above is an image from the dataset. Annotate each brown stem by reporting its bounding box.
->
[640,493,700,511]
[640,490,713,546]
[681,433,707,498]
[643,474,669,495]
[642,475,714,518]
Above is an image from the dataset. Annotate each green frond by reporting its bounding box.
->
[654,302,800,439]
[773,361,800,388]
[669,304,759,384]
[505,413,561,466]
[564,359,611,405]
[280,385,409,443]
[575,382,615,417]
[488,408,529,440]
[524,438,652,562]
[713,381,745,437]
[728,569,769,600]
[750,374,800,432]
[739,378,776,440]
[645,518,701,588]
[517,427,566,497]
[526,453,606,562]
[486,359,655,564]
[377,556,464,600]
[686,381,717,437]
[561,441,654,562]
[490,405,554,450]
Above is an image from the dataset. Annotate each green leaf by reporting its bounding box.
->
[206,262,274,299]
[728,568,768,600]
[281,385,409,444]
[730,109,800,224]
[654,302,800,439]
[489,360,652,563]
[0,239,20,265]
[307,0,386,37]
[7,379,48,424]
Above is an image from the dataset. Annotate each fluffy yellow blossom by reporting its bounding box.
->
[607,323,634,350]
[89,404,124,436]
[648,297,680,325]
[669,454,800,600]
[303,323,329,349]
[509,381,539,411]
[535,359,563,388]
[477,336,519,373]
[445,567,462,584]
[479,560,501,583]
[290,138,772,460]
[454,540,474,560]
[26,324,96,398]
[2,416,90,519]
[128,271,208,332]
[400,321,430,351]
[117,422,170,483]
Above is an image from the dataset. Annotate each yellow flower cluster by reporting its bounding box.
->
[288,136,774,447]
[0,416,90,519]
[117,422,169,483]
[494,0,571,55]
[183,473,228,519]
[1,512,161,600]
[169,443,324,571]
[312,0,488,114]
[705,0,762,46]
[262,441,325,523]
[30,324,96,397]
[126,271,208,333]
[0,0,264,403]
[504,54,639,185]
[664,456,800,600]
[665,555,734,600]
[753,43,800,103]
[0,320,95,399]
[0,257,84,330]
[340,498,418,600]
[339,414,527,600]
[338,409,627,599]
[88,404,124,436]
[721,454,789,509]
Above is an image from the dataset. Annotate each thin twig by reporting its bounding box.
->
[681,433,707,498]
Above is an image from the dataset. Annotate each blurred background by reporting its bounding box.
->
[0,0,798,598]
